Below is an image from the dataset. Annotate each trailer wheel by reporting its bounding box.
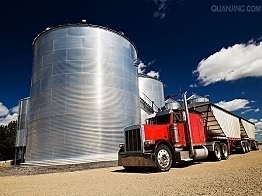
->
[210,143,222,161]
[220,143,229,160]
[252,142,259,151]
[246,144,250,152]
[155,144,173,172]
[240,142,246,154]
[248,144,252,151]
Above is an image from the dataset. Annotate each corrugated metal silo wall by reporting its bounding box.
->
[138,76,164,123]
[26,25,140,163]
[16,98,30,147]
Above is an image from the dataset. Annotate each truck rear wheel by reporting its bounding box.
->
[155,144,173,172]
[220,143,229,160]
[210,143,222,161]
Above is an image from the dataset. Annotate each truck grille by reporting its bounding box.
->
[125,128,142,152]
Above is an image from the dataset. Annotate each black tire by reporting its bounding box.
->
[240,142,246,154]
[248,144,252,152]
[155,144,173,172]
[220,143,229,160]
[246,143,250,152]
[210,143,222,161]
[253,142,259,151]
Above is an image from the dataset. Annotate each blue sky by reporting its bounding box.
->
[0,0,261,140]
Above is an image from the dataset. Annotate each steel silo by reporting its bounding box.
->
[138,74,165,123]
[26,23,140,164]
[165,98,181,110]
[187,94,209,108]
[15,97,30,163]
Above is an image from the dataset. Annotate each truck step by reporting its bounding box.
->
[175,151,193,162]
[182,158,193,162]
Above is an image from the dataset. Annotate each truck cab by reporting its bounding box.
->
[118,106,208,172]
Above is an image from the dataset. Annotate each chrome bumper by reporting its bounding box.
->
[118,152,156,167]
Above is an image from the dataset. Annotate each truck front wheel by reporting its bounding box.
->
[155,144,173,172]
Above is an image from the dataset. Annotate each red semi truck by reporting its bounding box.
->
[118,92,259,172]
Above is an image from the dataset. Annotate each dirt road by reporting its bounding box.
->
[1,150,262,196]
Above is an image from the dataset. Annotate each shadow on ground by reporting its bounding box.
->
[112,162,202,174]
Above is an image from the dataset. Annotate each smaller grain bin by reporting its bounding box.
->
[187,94,209,108]
[15,97,30,163]
[165,98,181,110]
[138,74,165,123]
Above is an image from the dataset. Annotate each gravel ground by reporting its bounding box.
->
[0,149,262,196]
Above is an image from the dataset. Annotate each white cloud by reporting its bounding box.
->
[0,102,19,126]
[215,99,250,112]
[0,113,18,126]
[148,59,156,66]
[189,84,198,88]
[254,108,260,112]
[152,0,169,19]
[11,105,19,113]
[147,70,160,79]
[255,121,262,129]
[194,40,262,86]
[138,59,160,79]
[252,119,262,142]
[138,62,146,74]
[241,109,254,114]
[249,118,258,123]
[241,108,260,114]
[0,102,9,116]
[251,118,262,130]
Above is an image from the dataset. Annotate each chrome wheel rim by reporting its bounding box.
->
[223,145,228,157]
[157,149,170,168]
[215,146,221,158]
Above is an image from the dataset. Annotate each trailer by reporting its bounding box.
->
[192,103,259,153]
[118,92,259,172]
[239,118,259,150]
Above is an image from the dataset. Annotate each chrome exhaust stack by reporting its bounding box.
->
[182,91,195,159]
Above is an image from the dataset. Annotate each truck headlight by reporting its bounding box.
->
[144,140,155,147]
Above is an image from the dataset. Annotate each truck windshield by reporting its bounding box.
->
[148,114,170,125]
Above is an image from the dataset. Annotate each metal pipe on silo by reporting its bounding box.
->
[15,97,30,164]
[26,23,140,164]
